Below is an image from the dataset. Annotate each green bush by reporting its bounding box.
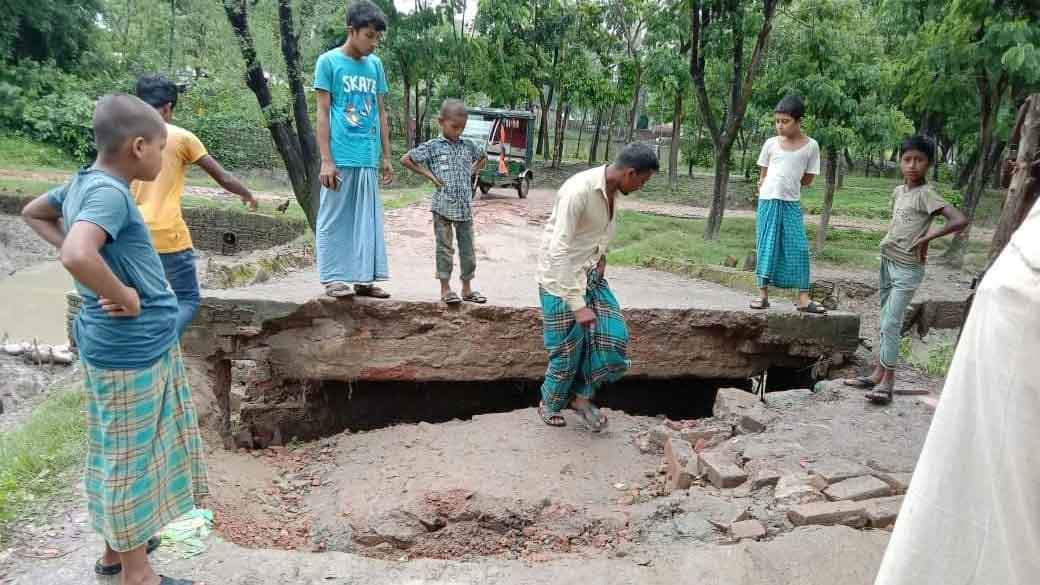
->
[176,79,282,171]
[0,61,96,161]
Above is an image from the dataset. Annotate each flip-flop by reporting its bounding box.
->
[573,401,608,433]
[866,383,894,405]
[538,403,566,427]
[94,536,162,576]
[354,284,391,298]
[843,377,877,389]
[442,291,462,305]
[324,282,353,298]
[750,299,770,310]
[798,301,828,314]
[462,291,487,304]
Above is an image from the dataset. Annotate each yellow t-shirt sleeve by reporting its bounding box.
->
[179,130,208,164]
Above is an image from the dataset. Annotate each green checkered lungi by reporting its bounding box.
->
[539,269,630,413]
[755,198,811,291]
[83,344,209,552]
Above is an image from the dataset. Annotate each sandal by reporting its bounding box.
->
[866,382,894,405]
[354,284,391,298]
[573,401,608,433]
[462,291,487,304]
[750,299,770,310]
[538,403,566,427]
[442,291,462,305]
[94,536,162,576]
[843,376,878,389]
[798,301,827,314]
[324,282,354,298]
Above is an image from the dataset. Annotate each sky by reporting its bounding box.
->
[392,0,478,25]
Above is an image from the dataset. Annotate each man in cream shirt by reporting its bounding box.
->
[536,143,658,432]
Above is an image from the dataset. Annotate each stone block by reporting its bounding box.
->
[787,501,867,528]
[872,472,913,495]
[665,438,696,492]
[773,473,828,507]
[744,460,787,490]
[698,451,747,489]
[651,424,679,450]
[686,494,750,529]
[678,420,733,447]
[729,519,766,541]
[739,410,779,434]
[823,476,891,501]
[808,457,871,484]
[713,388,760,418]
[864,496,904,528]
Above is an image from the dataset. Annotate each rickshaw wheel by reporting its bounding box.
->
[517,176,530,199]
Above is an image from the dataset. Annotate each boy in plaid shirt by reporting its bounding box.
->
[401,99,487,304]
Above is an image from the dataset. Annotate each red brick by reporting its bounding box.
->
[698,451,748,489]
[664,438,696,492]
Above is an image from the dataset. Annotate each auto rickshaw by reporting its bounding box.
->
[462,107,535,198]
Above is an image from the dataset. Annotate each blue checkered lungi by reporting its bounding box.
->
[539,269,630,413]
[83,345,209,551]
[755,198,811,291]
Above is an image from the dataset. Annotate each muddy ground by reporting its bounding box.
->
[2,375,938,584]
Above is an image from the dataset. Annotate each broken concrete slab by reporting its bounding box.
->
[763,388,816,409]
[872,471,913,495]
[744,459,796,490]
[729,519,767,541]
[823,476,891,501]
[788,500,868,528]
[863,495,904,528]
[698,451,748,489]
[773,474,828,507]
[685,494,750,529]
[712,388,778,434]
[665,438,696,492]
[678,420,733,448]
[807,457,871,484]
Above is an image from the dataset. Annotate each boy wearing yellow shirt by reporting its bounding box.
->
[133,75,257,334]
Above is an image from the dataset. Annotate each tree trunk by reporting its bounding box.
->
[574,110,587,158]
[956,149,978,189]
[669,92,682,190]
[604,104,618,162]
[413,83,421,148]
[626,65,642,143]
[944,71,1008,268]
[704,143,733,240]
[402,76,412,148]
[991,95,1040,260]
[984,140,1006,189]
[223,0,316,228]
[276,0,319,211]
[589,109,604,165]
[836,155,846,189]
[536,89,555,160]
[168,0,175,70]
[552,103,570,169]
[815,145,839,253]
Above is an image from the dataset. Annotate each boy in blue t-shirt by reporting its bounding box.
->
[314,0,394,299]
[22,94,207,585]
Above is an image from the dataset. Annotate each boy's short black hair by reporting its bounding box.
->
[93,93,165,154]
[775,94,805,120]
[899,135,936,163]
[347,0,387,32]
[136,75,178,110]
[615,143,660,173]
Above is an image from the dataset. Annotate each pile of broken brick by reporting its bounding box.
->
[635,387,907,543]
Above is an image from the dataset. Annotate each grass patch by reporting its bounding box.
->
[608,210,886,270]
[0,387,86,527]
[0,176,61,196]
[901,335,957,378]
[0,134,79,171]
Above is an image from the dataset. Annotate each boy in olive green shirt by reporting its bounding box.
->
[844,135,967,404]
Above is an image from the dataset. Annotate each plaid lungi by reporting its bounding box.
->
[755,198,811,290]
[539,269,630,413]
[83,344,209,552]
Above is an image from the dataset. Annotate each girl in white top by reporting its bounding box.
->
[751,95,825,313]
